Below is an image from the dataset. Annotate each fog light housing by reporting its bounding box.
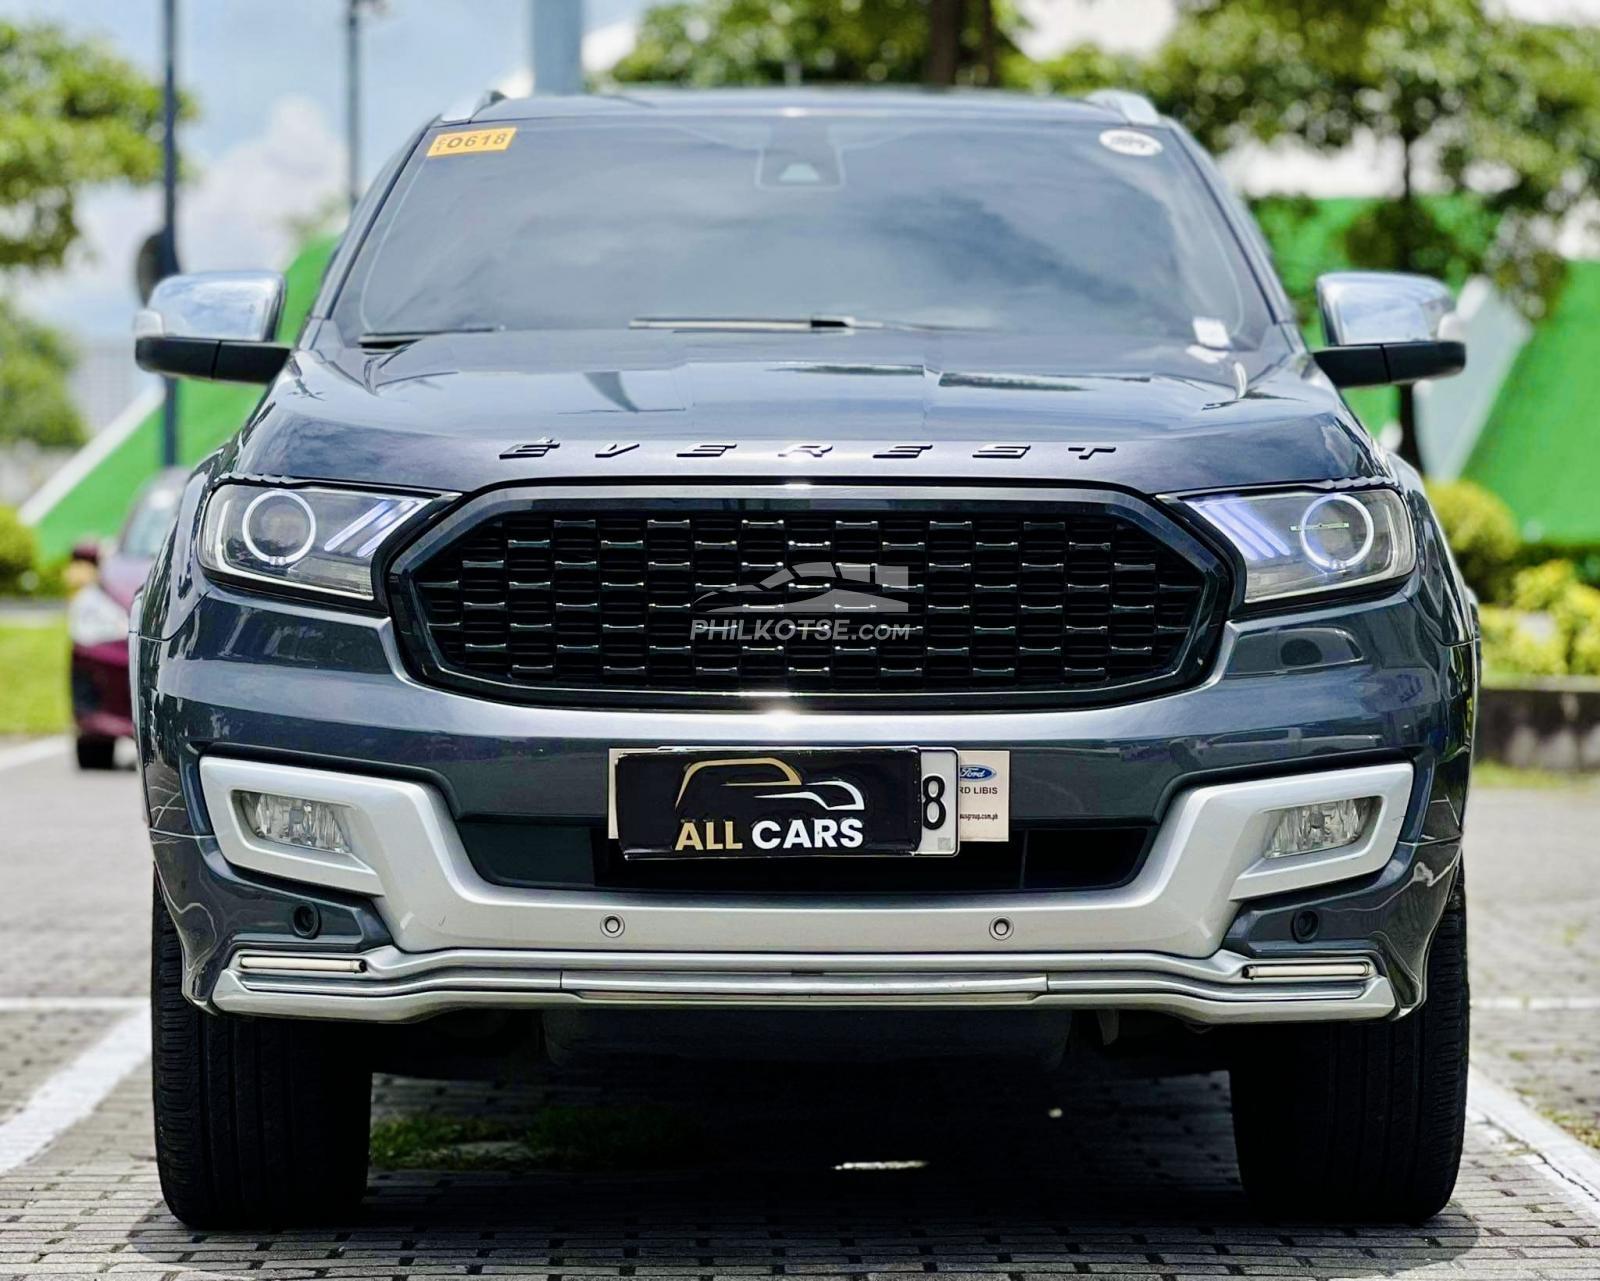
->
[1262,797,1376,859]
[238,791,355,855]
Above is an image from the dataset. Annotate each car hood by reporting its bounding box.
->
[232,330,1384,495]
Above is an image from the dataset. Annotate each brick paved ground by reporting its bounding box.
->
[1462,783,1600,1143]
[2,749,1597,1279]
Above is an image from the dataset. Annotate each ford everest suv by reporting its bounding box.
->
[134,89,1475,1228]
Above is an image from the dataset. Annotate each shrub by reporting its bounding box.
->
[1509,558,1578,612]
[1479,605,1566,678]
[1517,538,1600,590]
[1481,560,1600,678]
[1425,479,1519,602]
[0,505,37,593]
[19,556,67,598]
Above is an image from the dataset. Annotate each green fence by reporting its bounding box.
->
[1464,260,1600,542]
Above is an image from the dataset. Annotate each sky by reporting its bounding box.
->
[10,0,1600,344]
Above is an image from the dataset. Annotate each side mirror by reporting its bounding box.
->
[1311,271,1466,389]
[70,539,101,567]
[134,271,291,384]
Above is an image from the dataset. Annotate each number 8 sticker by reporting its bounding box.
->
[922,774,948,829]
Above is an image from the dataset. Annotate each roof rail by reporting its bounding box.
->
[437,88,506,126]
[1086,89,1160,126]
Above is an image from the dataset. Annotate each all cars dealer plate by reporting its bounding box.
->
[609,748,962,858]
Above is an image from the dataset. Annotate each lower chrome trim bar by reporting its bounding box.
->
[212,946,1392,1024]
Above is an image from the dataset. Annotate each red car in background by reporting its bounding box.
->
[68,469,185,769]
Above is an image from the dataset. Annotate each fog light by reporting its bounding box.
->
[238,791,354,855]
[1262,797,1375,858]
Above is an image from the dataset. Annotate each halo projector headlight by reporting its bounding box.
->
[1185,487,1415,604]
[200,482,430,600]
[241,490,317,567]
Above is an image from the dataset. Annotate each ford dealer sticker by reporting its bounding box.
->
[1099,128,1163,157]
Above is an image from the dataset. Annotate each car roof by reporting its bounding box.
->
[469,87,1154,127]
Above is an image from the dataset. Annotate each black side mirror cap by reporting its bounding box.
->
[135,335,290,385]
[1313,340,1466,389]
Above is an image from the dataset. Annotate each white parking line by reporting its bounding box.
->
[0,736,66,774]
[0,990,1596,1209]
[1470,1067,1600,1225]
[1475,995,1600,1011]
[0,997,145,1013]
[0,1006,149,1174]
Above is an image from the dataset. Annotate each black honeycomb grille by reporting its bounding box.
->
[397,501,1218,704]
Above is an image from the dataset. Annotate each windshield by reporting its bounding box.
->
[334,113,1272,349]
[120,483,181,558]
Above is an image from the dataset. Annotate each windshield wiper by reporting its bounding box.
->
[358,326,498,349]
[629,315,952,333]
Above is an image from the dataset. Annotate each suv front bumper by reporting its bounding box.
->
[139,582,1473,1025]
[197,755,1407,1023]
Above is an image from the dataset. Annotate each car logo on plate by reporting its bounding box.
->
[959,764,995,781]
[674,756,867,853]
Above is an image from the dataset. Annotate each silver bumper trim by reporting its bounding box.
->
[197,757,1414,959]
[214,946,1393,1024]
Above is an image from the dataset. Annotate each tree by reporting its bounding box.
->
[0,21,165,448]
[1130,0,1600,469]
[0,300,83,449]
[611,0,1017,88]
[0,22,166,270]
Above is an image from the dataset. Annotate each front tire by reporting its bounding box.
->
[1230,878,1469,1222]
[151,878,372,1228]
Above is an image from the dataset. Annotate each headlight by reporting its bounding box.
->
[68,583,130,647]
[199,483,430,600]
[1186,488,1416,604]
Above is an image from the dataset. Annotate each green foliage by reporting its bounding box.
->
[1479,605,1564,679]
[1518,539,1600,591]
[1425,479,1519,601]
[1423,482,1600,677]
[1481,560,1600,678]
[0,504,37,591]
[1134,0,1600,321]
[1007,40,1142,97]
[611,0,1018,86]
[0,21,166,451]
[370,1105,704,1172]
[0,298,84,448]
[0,21,167,271]
[19,556,67,598]
[1509,558,1580,612]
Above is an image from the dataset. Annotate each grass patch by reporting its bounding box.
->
[370,1104,708,1172]
[0,619,69,734]
[1471,761,1600,790]
[1546,1109,1600,1151]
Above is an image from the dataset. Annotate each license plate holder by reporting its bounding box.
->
[611,747,959,859]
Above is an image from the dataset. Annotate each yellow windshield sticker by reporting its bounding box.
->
[427,126,517,158]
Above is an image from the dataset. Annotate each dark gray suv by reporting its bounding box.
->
[134,88,1476,1228]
